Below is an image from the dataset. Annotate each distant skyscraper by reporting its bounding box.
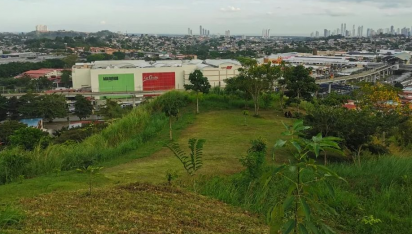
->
[36,25,48,32]
[391,25,394,34]
[315,31,319,37]
[344,23,347,36]
[200,25,203,35]
[352,25,355,38]
[341,23,344,36]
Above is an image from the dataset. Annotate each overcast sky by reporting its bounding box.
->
[1,0,411,35]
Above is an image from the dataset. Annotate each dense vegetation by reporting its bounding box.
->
[0,59,66,78]
[0,65,411,233]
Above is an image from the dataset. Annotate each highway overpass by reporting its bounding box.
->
[316,64,398,93]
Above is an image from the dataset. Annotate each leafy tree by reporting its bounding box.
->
[60,70,72,88]
[159,91,186,140]
[394,82,403,89]
[18,93,41,118]
[62,54,78,68]
[304,107,397,165]
[270,120,345,234]
[0,121,27,145]
[233,58,280,116]
[0,95,7,121]
[280,65,318,113]
[184,70,211,114]
[7,97,20,120]
[319,92,351,107]
[36,77,53,90]
[38,94,68,122]
[99,99,124,119]
[9,127,50,151]
[355,82,401,114]
[113,51,126,60]
[74,95,93,120]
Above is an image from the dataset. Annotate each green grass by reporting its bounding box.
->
[0,106,290,202]
[103,109,291,184]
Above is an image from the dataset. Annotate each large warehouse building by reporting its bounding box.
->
[72,60,242,94]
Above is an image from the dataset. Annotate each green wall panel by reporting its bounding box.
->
[98,73,135,92]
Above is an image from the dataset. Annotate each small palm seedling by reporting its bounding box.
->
[77,166,103,196]
[166,138,206,191]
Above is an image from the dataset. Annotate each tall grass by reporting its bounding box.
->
[197,156,412,233]
[0,92,185,184]
[0,205,23,229]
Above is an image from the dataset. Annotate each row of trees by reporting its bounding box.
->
[86,52,126,62]
[0,94,67,122]
[225,58,317,116]
[0,59,66,78]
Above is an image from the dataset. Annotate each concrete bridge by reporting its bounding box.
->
[400,65,412,71]
[316,64,398,93]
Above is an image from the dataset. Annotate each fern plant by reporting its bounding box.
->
[166,138,205,176]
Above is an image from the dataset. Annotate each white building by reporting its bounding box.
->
[72,60,242,94]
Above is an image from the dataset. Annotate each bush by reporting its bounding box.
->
[9,127,50,151]
[0,148,31,183]
[240,138,267,179]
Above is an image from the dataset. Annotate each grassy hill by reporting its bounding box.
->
[6,183,267,233]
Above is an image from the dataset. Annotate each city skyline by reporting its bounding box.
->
[311,23,412,38]
[1,0,412,35]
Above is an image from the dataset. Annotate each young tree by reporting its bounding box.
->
[184,70,211,114]
[235,58,280,116]
[38,94,68,122]
[74,95,93,120]
[271,120,345,234]
[280,65,318,113]
[0,95,7,121]
[159,91,186,140]
[185,70,211,114]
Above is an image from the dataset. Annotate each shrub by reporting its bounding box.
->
[9,127,50,151]
[240,138,267,179]
[0,148,31,183]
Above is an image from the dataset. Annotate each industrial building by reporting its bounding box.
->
[72,59,242,95]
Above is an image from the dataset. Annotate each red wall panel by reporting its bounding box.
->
[142,72,175,91]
